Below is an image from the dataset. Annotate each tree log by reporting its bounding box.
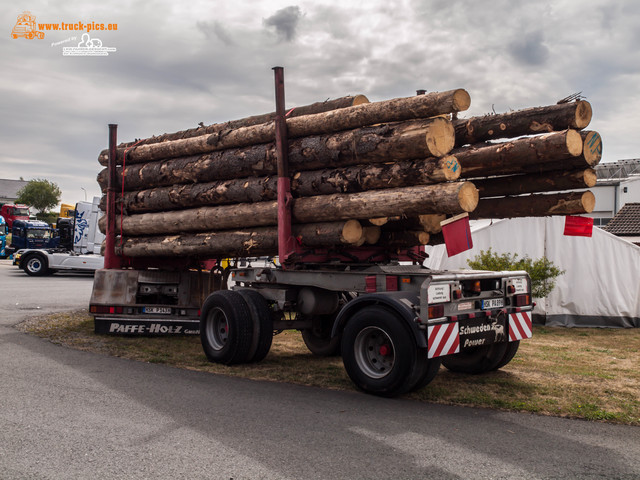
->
[453,100,592,147]
[456,130,583,179]
[377,231,430,248]
[100,183,479,236]
[580,131,603,166]
[101,95,369,155]
[114,220,365,258]
[104,156,462,214]
[382,214,447,234]
[474,168,597,198]
[97,118,456,192]
[100,89,470,165]
[470,191,595,219]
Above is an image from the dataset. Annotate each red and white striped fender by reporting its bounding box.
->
[427,322,460,359]
[509,312,532,341]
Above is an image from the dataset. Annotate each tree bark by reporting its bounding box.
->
[100,95,369,156]
[100,89,469,165]
[473,168,597,198]
[453,100,591,147]
[105,156,461,214]
[455,130,583,179]
[100,183,479,236]
[97,118,456,191]
[382,214,447,234]
[114,221,366,258]
[470,191,596,219]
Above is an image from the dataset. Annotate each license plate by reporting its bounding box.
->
[481,298,504,310]
[143,307,172,314]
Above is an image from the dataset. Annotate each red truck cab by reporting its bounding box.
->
[0,204,30,229]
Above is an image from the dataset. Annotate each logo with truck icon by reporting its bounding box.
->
[11,12,44,40]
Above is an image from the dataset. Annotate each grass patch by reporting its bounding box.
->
[16,310,640,426]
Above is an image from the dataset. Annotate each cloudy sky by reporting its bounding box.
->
[1,0,638,206]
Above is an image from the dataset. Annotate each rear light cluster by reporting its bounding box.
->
[514,294,531,307]
[90,305,123,314]
[428,304,445,319]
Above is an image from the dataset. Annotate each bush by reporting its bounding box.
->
[467,249,564,298]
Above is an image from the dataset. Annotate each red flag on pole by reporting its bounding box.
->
[563,216,593,237]
[441,213,473,257]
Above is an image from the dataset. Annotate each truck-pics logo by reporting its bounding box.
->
[62,33,117,56]
[11,11,44,39]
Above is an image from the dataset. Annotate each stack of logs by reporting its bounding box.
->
[96,90,600,258]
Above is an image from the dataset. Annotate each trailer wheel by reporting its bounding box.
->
[492,341,520,370]
[301,314,341,357]
[405,353,442,393]
[23,254,50,277]
[441,342,509,374]
[200,290,253,365]
[237,289,273,363]
[341,306,415,397]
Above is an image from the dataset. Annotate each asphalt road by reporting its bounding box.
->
[1,259,639,479]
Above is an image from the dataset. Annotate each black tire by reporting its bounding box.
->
[301,314,341,357]
[492,340,520,370]
[237,289,273,363]
[200,290,253,365]
[23,254,50,277]
[441,341,509,374]
[408,353,442,393]
[341,306,416,397]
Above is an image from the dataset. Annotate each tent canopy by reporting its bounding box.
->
[424,217,640,327]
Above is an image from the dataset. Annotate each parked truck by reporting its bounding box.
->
[0,215,7,258]
[13,198,104,276]
[89,72,534,397]
[0,204,30,229]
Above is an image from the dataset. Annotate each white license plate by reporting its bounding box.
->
[143,307,172,314]
[481,298,504,310]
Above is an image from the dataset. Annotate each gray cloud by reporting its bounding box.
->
[263,6,302,42]
[197,20,235,46]
[508,30,549,66]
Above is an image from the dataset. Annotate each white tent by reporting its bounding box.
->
[424,216,640,327]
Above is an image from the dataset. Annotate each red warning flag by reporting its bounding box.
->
[441,213,473,257]
[563,216,593,237]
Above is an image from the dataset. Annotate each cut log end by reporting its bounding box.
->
[573,101,593,129]
[583,168,597,188]
[452,89,471,112]
[581,191,596,213]
[425,117,455,157]
[352,95,370,106]
[458,182,479,212]
[362,226,382,244]
[581,131,603,166]
[565,129,584,157]
[418,214,447,233]
[342,220,364,244]
[368,217,389,226]
[440,155,461,181]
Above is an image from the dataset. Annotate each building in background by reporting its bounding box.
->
[603,203,640,246]
[0,178,29,206]
[590,159,640,226]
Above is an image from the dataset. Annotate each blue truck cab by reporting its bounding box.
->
[0,215,7,258]
[9,219,58,254]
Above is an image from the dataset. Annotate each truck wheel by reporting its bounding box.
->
[405,353,442,393]
[341,305,415,397]
[301,314,341,357]
[200,290,253,365]
[23,254,49,276]
[441,342,509,374]
[237,289,273,363]
[492,341,520,370]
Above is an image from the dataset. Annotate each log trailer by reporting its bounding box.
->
[89,69,533,396]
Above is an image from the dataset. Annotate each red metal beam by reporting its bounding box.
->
[104,124,122,269]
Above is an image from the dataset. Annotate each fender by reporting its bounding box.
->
[331,291,427,349]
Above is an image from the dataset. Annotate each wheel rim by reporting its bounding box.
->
[27,258,41,273]
[354,326,395,379]
[205,307,229,350]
